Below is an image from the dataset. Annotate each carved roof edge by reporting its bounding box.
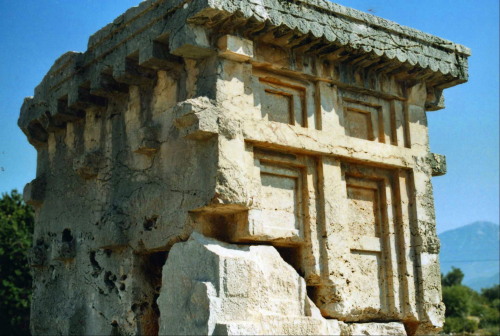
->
[19,0,470,146]
[193,0,469,78]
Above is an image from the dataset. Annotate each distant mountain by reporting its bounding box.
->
[439,221,499,291]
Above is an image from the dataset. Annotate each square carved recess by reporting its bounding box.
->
[341,90,410,147]
[259,77,306,126]
[253,71,320,130]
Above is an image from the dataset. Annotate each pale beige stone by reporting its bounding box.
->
[19,0,469,335]
[157,232,344,335]
[347,322,407,335]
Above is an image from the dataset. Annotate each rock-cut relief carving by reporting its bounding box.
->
[253,70,321,130]
[341,163,408,321]
[231,148,316,245]
[341,90,410,147]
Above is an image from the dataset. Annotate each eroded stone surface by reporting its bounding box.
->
[20,0,468,335]
[158,232,343,335]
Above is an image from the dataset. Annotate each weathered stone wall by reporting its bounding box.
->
[20,0,469,335]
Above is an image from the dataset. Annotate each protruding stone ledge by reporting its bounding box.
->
[428,152,447,176]
[133,124,161,156]
[229,209,303,245]
[113,58,157,86]
[90,72,129,98]
[23,175,46,208]
[170,24,214,59]
[73,151,105,179]
[190,0,470,80]
[173,98,219,139]
[426,87,445,111]
[217,35,254,62]
[139,41,182,70]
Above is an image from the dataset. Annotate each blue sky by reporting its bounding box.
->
[0,0,498,233]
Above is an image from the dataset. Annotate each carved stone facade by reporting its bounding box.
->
[19,0,469,335]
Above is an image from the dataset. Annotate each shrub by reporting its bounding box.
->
[443,316,478,334]
[0,190,34,335]
[442,285,474,318]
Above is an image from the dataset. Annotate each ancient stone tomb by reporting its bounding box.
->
[19,0,469,335]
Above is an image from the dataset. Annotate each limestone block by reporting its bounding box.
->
[428,152,447,176]
[170,24,214,59]
[347,322,406,335]
[217,35,254,62]
[23,175,46,207]
[157,232,340,335]
[174,98,219,139]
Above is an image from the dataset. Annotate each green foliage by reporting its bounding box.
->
[442,268,500,335]
[478,305,500,328]
[481,284,500,304]
[443,317,479,334]
[443,284,474,317]
[442,266,465,287]
[0,190,34,335]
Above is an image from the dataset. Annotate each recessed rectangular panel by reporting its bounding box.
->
[350,250,385,311]
[262,89,294,124]
[259,77,306,127]
[341,93,391,144]
[230,150,311,244]
[260,165,301,231]
[345,172,390,314]
[347,184,380,238]
[345,108,374,141]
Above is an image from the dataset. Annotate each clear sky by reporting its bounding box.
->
[0,0,498,233]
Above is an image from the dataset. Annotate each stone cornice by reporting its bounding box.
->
[19,0,470,147]
[195,0,469,79]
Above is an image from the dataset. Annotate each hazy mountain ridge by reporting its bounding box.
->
[439,221,499,291]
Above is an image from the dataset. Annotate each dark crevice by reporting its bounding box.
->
[143,215,158,231]
[136,251,168,336]
[89,251,103,278]
[62,228,73,242]
[104,271,117,293]
[275,246,304,277]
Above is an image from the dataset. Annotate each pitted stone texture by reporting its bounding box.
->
[20,0,469,334]
[347,322,407,335]
[157,233,344,335]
